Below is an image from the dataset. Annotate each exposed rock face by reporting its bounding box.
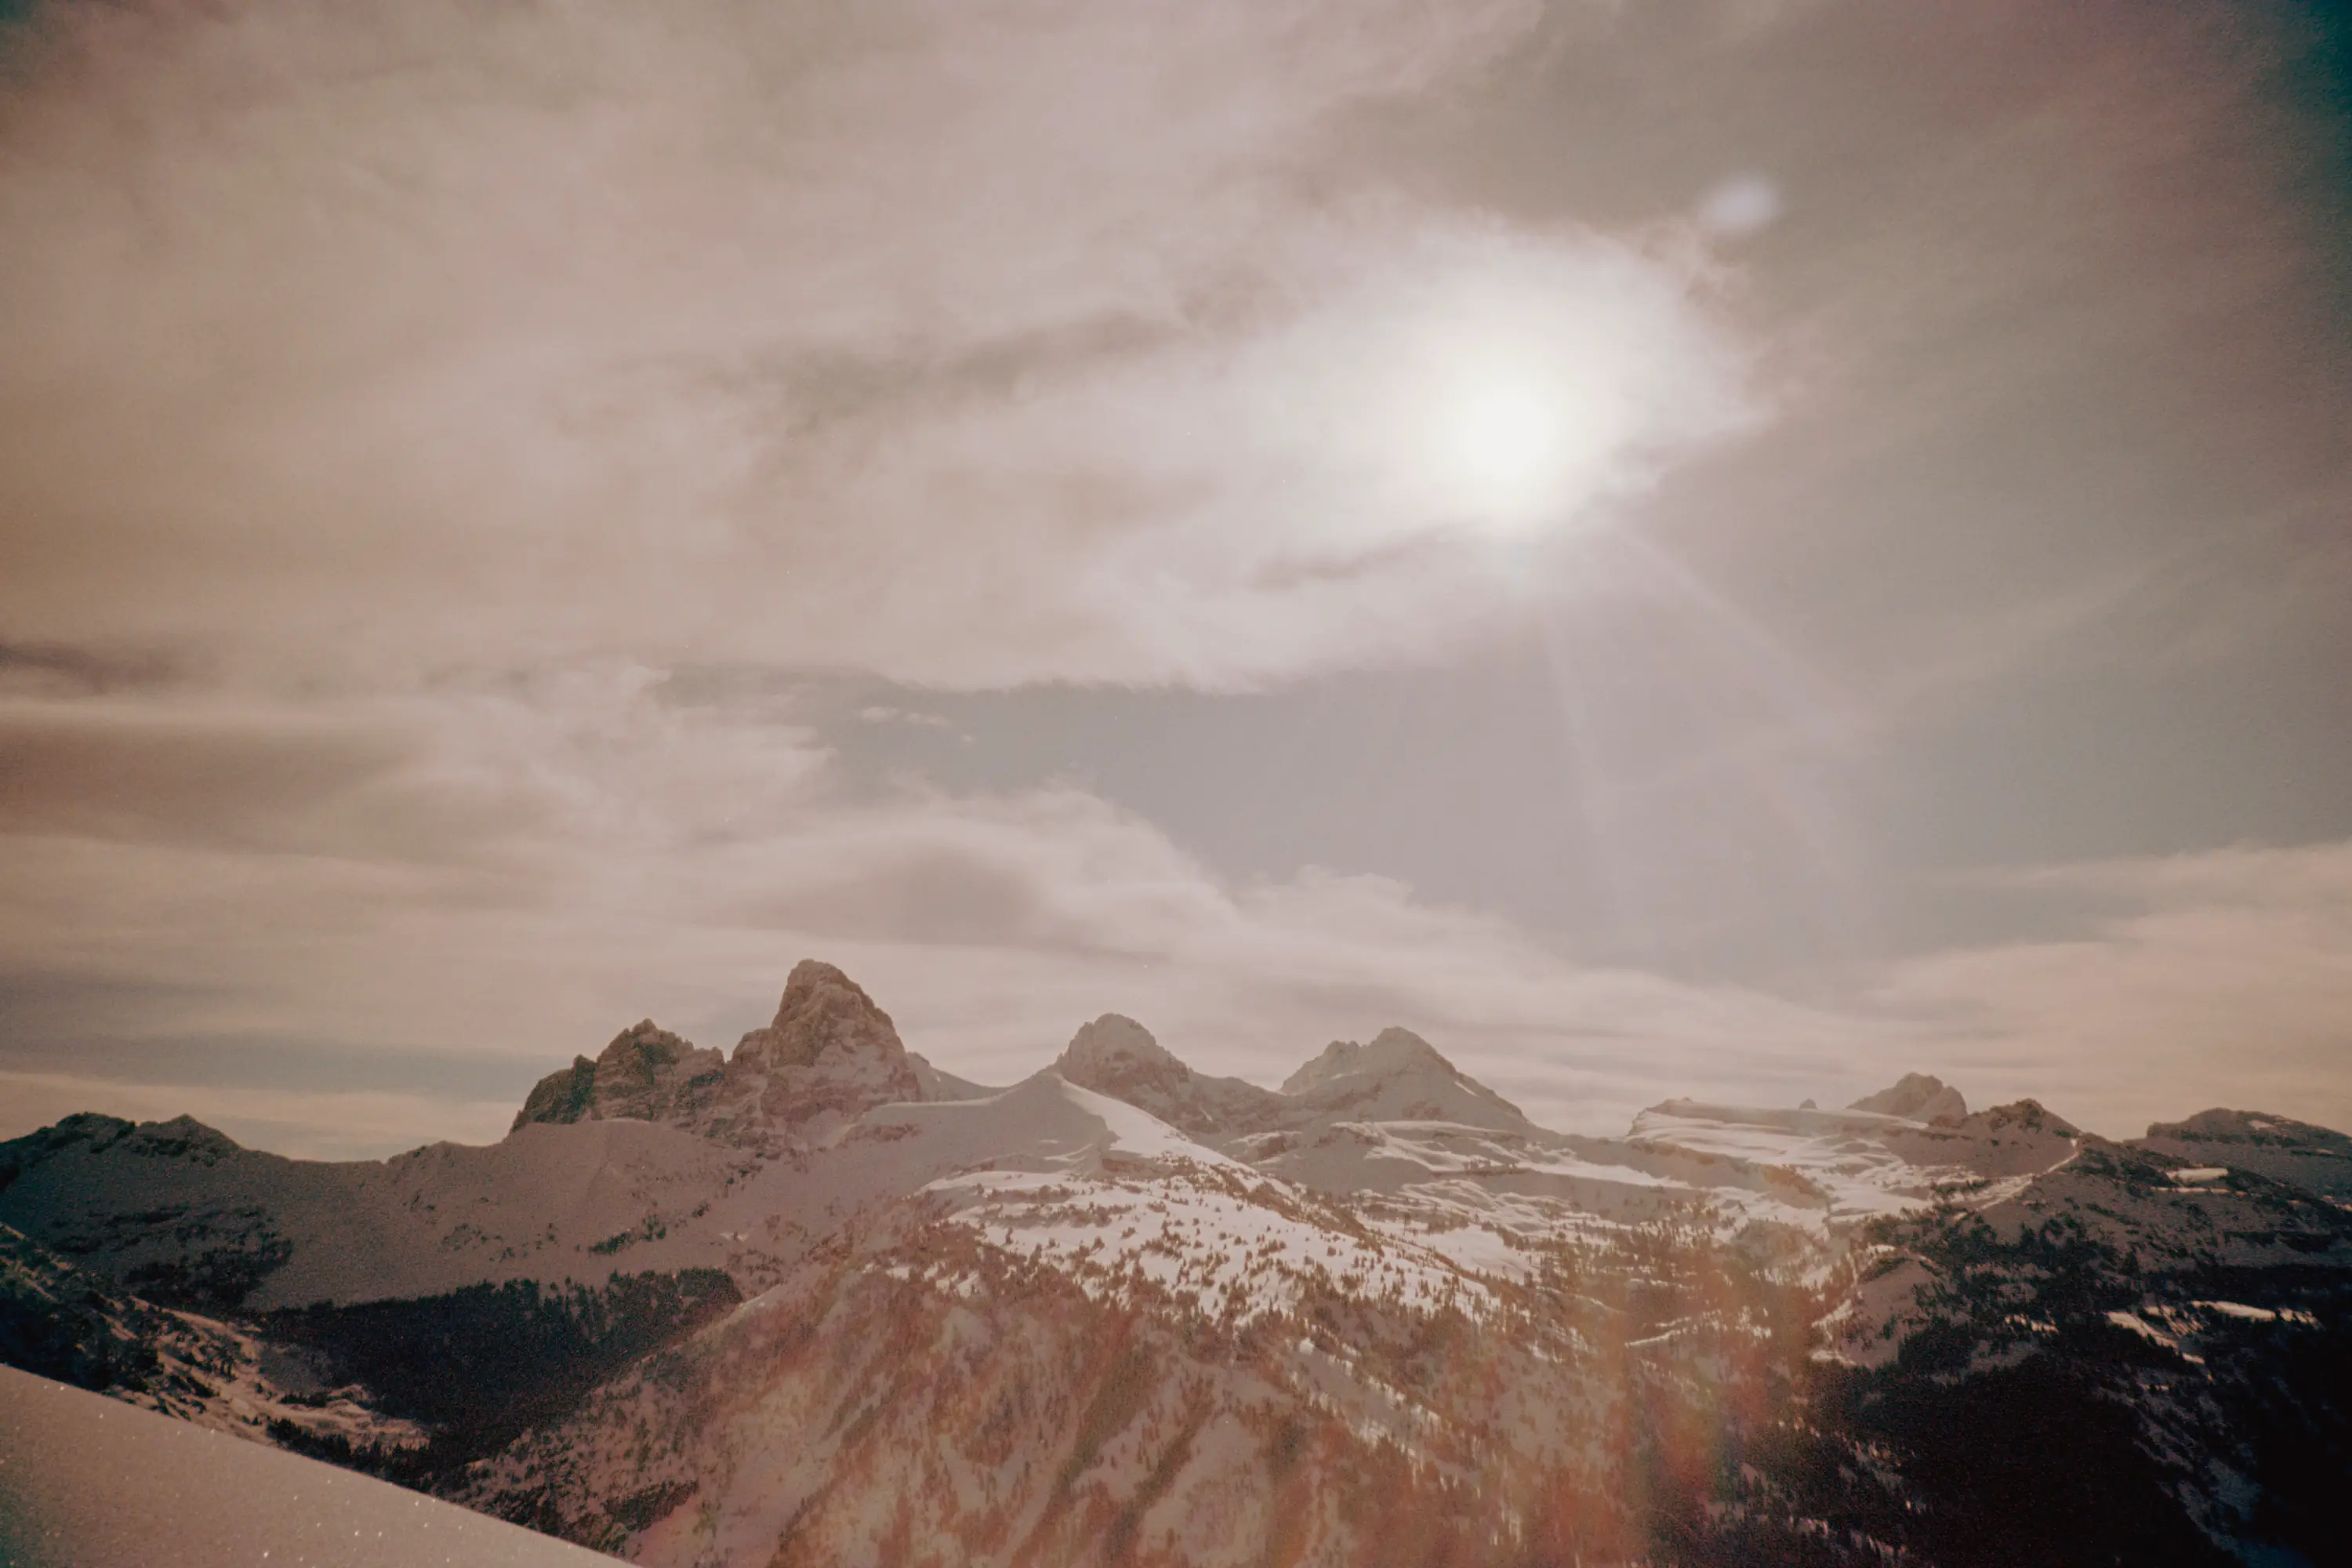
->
[514,1058,600,1131]
[594,1022,726,1122]
[511,1023,725,1134]
[1848,1073,1968,1124]
[513,963,934,1149]
[700,960,924,1145]
[1051,1014,1279,1139]
[732,960,902,1075]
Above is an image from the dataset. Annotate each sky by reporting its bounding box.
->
[1,0,2348,1158]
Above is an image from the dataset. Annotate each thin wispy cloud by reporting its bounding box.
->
[0,0,1758,689]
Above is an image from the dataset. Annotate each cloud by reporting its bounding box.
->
[0,672,1896,1149]
[0,699,419,851]
[1879,842,2352,1137]
[9,662,2348,1153]
[0,0,1756,692]
[857,706,955,730]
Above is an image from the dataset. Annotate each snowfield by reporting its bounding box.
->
[0,1365,607,1567]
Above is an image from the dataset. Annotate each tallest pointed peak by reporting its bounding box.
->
[738,960,902,1072]
[780,957,871,1018]
[701,959,922,1142]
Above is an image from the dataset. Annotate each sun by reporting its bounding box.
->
[1443,375,1569,528]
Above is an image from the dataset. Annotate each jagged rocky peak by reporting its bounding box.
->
[514,1055,598,1131]
[514,961,923,1142]
[512,1019,724,1132]
[1848,1073,1968,1124]
[1057,1014,1191,1091]
[1283,1027,1457,1094]
[708,959,924,1138]
[733,960,905,1074]
[593,1021,724,1120]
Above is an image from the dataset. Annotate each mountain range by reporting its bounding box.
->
[2,959,2345,1566]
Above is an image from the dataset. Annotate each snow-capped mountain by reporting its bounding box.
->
[2,960,2344,1566]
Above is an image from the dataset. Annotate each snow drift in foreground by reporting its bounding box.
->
[0,1365,606,1568]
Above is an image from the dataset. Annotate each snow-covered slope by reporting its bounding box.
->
[0,1365,604,1568]
[0,1110,756,1310]
[1802,1124,2352,1563]
[1627,1095,2079,1225]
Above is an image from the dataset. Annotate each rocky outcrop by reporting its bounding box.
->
[1057,1014,1187,1098]
[1848,1072,1967,1124]
[512,1023,725,1134]
[593,1023,726,1123]
[514,1058,600,1131]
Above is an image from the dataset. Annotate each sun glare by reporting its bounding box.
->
[1444,376,1567,528]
